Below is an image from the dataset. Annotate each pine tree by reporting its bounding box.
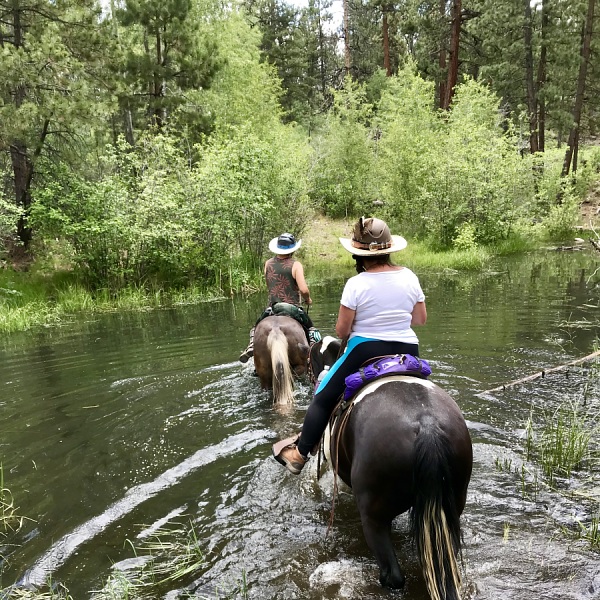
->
[0,0,110,251]
[112,0,221,134]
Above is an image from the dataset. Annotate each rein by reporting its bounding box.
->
[325,396,355,536]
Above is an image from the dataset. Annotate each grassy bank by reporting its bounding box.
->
[0,215,586,334]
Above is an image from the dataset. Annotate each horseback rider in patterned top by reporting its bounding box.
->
[239,233,321,363]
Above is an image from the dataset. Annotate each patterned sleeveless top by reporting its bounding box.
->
[265,257,301,306]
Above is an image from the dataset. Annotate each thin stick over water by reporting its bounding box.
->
[477,350,600,395]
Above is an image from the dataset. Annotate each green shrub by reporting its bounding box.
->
[309,77,377,218]
[30,128,312,292]
[376,70,531,248]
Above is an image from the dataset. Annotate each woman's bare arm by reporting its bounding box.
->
[292,261,312,304]
[411,301,427,326]
[336,304,356,339]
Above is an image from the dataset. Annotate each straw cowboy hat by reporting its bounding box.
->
[268,232,302,254]
[339,217,407,256]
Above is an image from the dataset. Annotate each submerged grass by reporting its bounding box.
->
[2,581,73,600]
[574,513,600,550]
[2,519,247,599]
[525,400,593,484]
[88,520,248,600]
[517,349,600,550]
[1,465,24,536]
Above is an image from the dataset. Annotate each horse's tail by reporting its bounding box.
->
[267,329,294,405]
[410,427,463,600]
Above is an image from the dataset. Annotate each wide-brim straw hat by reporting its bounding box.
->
[339,217,407,256]
[269,233,302,254]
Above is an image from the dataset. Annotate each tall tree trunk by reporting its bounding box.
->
[317,0,327,96]
[562,0,595,177]
[343,0,350,74]
[11,141,33,249]
[443,0,461,109]
[123,108,135,146]
[382,8,391,76]
[438,0,447,109]
[537,0,548,153]
[153,28,164,128]
[523,0,538,153]
[9,0,33,250]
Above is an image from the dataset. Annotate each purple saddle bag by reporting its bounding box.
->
[343,354,432,401]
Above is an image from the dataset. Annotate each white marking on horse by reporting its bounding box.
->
[353,375,435,405]
[324,375,435,462]
[320,335,337,355]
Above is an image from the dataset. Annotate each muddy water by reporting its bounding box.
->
[1,250,599,599]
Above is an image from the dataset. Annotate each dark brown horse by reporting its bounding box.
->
[310,337,472,599]
[253,315,310,406]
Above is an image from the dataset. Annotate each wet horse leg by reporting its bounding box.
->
[356,494,405,589]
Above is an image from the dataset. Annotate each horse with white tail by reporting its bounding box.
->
[252,315,310,406]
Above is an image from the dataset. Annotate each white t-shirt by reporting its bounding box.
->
[340,268,425,343]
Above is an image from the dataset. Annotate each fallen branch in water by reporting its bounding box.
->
[478,349,600,395]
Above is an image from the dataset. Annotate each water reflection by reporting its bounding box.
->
[0,250,599,599]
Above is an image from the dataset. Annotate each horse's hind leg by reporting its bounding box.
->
[357,505,405,589]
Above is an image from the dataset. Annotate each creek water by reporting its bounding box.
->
[1,249,599,599]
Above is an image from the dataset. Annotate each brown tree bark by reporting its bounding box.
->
[317,0,327,96]
[562,0,595,177]
[438,0,447,108]
[443,0,461,109]
[382,9,391,76]
[536,0,548,153]
[523,0,539,153]
[11,142,33,249]
[8,1,33,250]
[153,28,164,128]
[343,0,350,74]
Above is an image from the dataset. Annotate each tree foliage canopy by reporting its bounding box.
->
[1,0,599,290]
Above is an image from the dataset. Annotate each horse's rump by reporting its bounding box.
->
[328,376,472,595]
[325,376,440,473]
[253,315,309,405]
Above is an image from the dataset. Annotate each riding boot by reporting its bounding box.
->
[239,327,255,363]
[274,444,308,475]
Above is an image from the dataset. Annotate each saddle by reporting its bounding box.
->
[321,354,432,471]
[275,354,432,477]
[343,354,431,401]
[261,302,311,328]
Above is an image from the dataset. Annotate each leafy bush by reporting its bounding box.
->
[309,77,377,218]
[377,71,532,248]
[375,65,439,234]
[0,191,22,262]
[453,222,478,251]
[541,192,580,241]
[30,128,312,291]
